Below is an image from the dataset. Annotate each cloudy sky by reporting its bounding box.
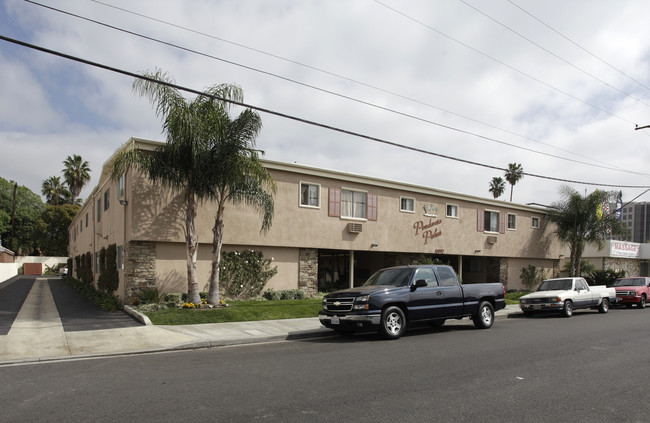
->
[2,0,650,208]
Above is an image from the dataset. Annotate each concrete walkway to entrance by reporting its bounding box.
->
[0,276,521,365]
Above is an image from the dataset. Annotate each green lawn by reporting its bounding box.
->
[505,292,528,305]
[144,299,323,325]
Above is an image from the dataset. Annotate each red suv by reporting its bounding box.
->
[612,277,650,309]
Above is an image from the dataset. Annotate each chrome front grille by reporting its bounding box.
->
[616,291,636,296]
[324,297,354,312]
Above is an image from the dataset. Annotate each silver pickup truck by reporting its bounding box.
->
[519,277,616,317]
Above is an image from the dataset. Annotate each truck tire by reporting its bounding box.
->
[638,295,646,309]
[598,297,609,313]
[379,306,406,340]
[562,300,573,317]
[473,301,494,329]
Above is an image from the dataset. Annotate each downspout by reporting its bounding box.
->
[349,250,355,289]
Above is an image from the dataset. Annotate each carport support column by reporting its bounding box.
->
[349,250,355,288]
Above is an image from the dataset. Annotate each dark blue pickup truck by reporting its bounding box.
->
[318,264,506,339]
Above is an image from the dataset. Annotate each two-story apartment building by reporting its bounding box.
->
[68,138,564,303]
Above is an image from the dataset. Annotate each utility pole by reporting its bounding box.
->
[10,182,17,252]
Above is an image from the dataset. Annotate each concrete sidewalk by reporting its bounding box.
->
[0,277,521,366]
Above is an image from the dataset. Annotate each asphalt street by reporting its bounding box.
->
[1,305,649,422]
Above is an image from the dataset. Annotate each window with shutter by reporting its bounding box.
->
[367,193,378,221]
[328,188,341,217]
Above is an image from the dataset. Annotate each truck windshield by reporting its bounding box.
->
[537,279,572,291]
[363,268,414,287]
[612,278,645,287]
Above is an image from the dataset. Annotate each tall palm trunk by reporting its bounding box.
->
[185,190,201,304]
[208,202,226,305]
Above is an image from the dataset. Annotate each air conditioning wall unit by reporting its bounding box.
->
[487,236,497,244]
[348,222,363,233]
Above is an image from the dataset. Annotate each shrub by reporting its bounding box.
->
[134,287,161,305]
[219,250,278,299]
[585,269,626,287]
[263,288,305,300]
[164,293,182,304]
[263,289,281,301]
[520,265,545,291]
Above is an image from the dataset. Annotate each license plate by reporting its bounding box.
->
[331,315,340,325]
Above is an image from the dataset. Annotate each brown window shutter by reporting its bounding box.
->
[367,193,378,221]
[477,209,484,232]
[328,188,341,217]
[499,213,506,234]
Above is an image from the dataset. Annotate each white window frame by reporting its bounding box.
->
[299,182,320,209]
[400,196,415,213]
[446,203,459,219]
[532,216,540,229]
[507,213,517,230]
[484,209,500,233]
[117,245,124,270]
[341,188,367,220]
[117,173,125,199]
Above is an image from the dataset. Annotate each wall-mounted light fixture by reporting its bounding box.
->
[370,243,379,248]
[119,199,128,206]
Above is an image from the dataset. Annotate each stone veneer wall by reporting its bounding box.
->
[603,257,640,277]
[124,241,156,304]
[298,248,318,296]
[486,257,508,287]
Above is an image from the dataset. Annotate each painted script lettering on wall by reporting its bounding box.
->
[413,218,443,245]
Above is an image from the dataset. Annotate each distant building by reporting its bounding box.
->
[609,202,650,243]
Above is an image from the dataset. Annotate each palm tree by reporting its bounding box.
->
[203,107,276,305]
[488,177,506,199]
[41,176,71,206]
[505,163,524,202]
[111,69,248,304]
[546,187,627,276]
[62,155,91,203]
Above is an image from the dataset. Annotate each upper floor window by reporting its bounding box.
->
[300,182,320,208]
[117,173,125,199]
[400,197,415,213]
[532,217,540,229]
[85,213,88,227]
[446,204,459,218]
[484,210,499,232]
[507,213,516,230]
[328,188,377,221]
[97,199,102,222]
[104,189,110,211]
[342,189,367,219]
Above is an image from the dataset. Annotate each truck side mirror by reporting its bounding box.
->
[413,279,428,290]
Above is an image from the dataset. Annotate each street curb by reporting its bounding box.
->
[123,305,152,326]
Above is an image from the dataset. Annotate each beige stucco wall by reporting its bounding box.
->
[68,138,568,300]
[154,242,298,295]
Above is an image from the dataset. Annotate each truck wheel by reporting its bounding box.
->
[598,297,609,313]
[473,301,494,329]
[562,300,573,317]
[638,295,647,309]
[379,306,406,340]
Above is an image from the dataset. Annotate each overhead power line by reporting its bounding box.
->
[22,0,650,178]
[373,0,637,126]
[458,0,650,108]
[506,0,650,92]
[1,34,648,190]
